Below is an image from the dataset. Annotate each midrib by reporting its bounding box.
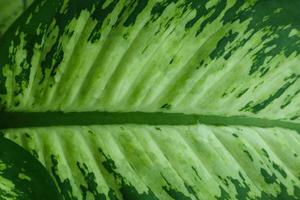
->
[0,112,299,133]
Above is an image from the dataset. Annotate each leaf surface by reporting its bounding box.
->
[0,0,300,199]
[3,125,300,199]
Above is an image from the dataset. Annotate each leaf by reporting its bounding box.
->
[3,125,300,199]
[0,0,300,199]
[0,135,61,199]
[0,0,300,121]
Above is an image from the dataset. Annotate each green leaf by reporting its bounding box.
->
[0,0,300,199]
[0,136,61,199]
[3,125,300,199]
[0,0,300,121]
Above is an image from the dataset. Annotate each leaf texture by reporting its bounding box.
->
[1,0,300,199]
[0,0,300,121]
[3,125,300,199]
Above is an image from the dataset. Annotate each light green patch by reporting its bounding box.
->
[0,161,7,172]
[0,175,19,200]
[60,0,70,14]
[205,0,220,10]
[289,29,299,38]
[274,8,282,14]
[18,172,31,181]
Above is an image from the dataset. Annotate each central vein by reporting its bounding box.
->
[0,112,299,133]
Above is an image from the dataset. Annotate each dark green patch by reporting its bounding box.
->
[108,189,120,200]
[113,4,128,27]
[184,182,200,200]
[272,162,287,179]
[24,133,31,138]
[195,0,226,36]
[276,182,300,200]
[184,0,206,30]
[51,154,77,200]
[77,162,106,200]
[88,0,119,43]
[161,174,192,200]
[231,172,251,200]
[215,186,230,200]
[293,185,300,199]
[280,89,300,109]
[243,150,253,162]
[232,133,239,138]
[98,148,159,200]
[217,173,251,200]
[155,127,161,131]
[191,167,202,181]
[290,116,299,120]
[161,103,172,110]
[210,30,239,60]
[242,75,299,114]
[88,130,95,135]
[237,88,249,98]
[123,0,149,27]
[261,148,270,159]
[260,168,277,184]
[150,0,178,22]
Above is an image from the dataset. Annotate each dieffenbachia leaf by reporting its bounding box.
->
[0,136,61,199]
[0,0,300,199]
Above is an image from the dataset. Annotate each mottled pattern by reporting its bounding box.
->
[3,125,300,200]
[0,136,60,200]
[0,161,25,200]
[0,172,20,200]
[1,1,300,200]
[0,0,300,122]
